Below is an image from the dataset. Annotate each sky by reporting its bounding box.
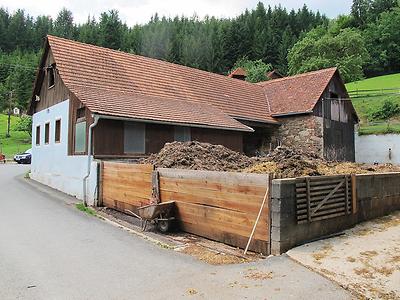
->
[0,0,353,26]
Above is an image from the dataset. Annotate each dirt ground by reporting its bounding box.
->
[96,207,262,265]
[287,211,400,299]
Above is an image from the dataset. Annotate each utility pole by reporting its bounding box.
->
[6,90,13,138]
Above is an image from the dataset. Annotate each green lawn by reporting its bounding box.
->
[346,73,400,135]
[346,73,400,91]
[0,114,31,158]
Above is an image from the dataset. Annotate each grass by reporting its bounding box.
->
[0,114,31,158]
[75,203,97,216]
[346,73,400,135]
[346,73,400,91]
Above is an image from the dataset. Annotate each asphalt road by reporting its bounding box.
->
[0,164,352,299]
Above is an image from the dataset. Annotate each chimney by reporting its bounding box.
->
[228,68,247,81]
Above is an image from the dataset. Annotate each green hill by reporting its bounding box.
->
[346,73,400,91]
[0,114,31,159]
[346,73,400,135]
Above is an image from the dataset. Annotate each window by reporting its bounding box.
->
[76,107,86,120]
[44,122,50,144]
[124,122,145,154]
[55,119,61,143]
[75,121,86,153]
[35,125,40,145]
[47,65,55,88]
[174,126,191,142]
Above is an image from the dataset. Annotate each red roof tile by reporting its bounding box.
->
[46,36,277,127]
[257,68,338,115]
[69,85,253,132]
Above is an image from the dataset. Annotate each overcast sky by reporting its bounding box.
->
[0,0,352,26]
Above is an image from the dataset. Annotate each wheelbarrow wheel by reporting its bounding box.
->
[157,220,170,233]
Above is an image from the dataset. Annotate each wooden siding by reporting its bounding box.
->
[92,120,244,157]
[68,94,92,155]
[191,127,243,152]
[158,168,270,253]
[34,49,70,113]
[93,119,124,155]
[101,162,154,212]
[313,74,356,161]
[145,123,175,153]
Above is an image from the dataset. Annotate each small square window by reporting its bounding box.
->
[45,122,50,144]
[55,119,61,143]
[35,125,40,145]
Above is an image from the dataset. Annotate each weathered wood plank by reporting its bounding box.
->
[352,174,357,214]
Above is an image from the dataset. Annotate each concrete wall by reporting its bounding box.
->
[270,173,400,254]
[355,133,400,164]
[31,99,98,205]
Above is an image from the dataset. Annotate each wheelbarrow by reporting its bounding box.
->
[136,201,176,233]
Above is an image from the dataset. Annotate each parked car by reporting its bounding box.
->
[14,148,32,164]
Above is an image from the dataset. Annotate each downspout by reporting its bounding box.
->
[83,114,100,206]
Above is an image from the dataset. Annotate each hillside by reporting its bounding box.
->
[0,114,31,158]
[346,73,400,91]
[346,73,400,135]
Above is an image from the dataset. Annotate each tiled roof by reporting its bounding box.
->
[257,68,338,115]
[69,85,253,132]
[46,35,277,128]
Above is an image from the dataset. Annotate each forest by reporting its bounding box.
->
[0,0,399,111]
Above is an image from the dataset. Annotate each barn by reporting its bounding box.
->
[28,35,358,203]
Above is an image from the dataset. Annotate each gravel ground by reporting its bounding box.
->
[287,211,400,299]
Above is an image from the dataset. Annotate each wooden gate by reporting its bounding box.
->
[296,175,356,224]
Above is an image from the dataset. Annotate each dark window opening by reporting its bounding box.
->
[55,119,61,143]
[45,123,50,144]
[47,65,55,88]
[76,107,86,122]
[35,125,40,145]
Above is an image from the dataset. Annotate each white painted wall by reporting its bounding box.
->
[31,100,98,205]
[355,133,400,165]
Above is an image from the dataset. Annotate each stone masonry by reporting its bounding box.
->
[271,114,323,158]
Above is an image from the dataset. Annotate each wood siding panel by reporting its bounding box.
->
[93,119,124,155]
[312,74,356,161]
[34,49,70,113]
[93,121,244,156]
[145,123,174,154]
[191,127,243,152]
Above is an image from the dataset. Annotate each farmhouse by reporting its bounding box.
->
[28,35,358,203]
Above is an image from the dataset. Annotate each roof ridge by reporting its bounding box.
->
[257,67,338,86]
[47,35,260,90]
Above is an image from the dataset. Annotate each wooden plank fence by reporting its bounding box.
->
[295,175,356,224]
[100,162,271,254]
[101,161,154,213]
[158,168,271,254]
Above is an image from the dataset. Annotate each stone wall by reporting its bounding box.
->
[270,115,324,158]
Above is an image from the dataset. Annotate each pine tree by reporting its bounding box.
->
[53,8,75,39]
